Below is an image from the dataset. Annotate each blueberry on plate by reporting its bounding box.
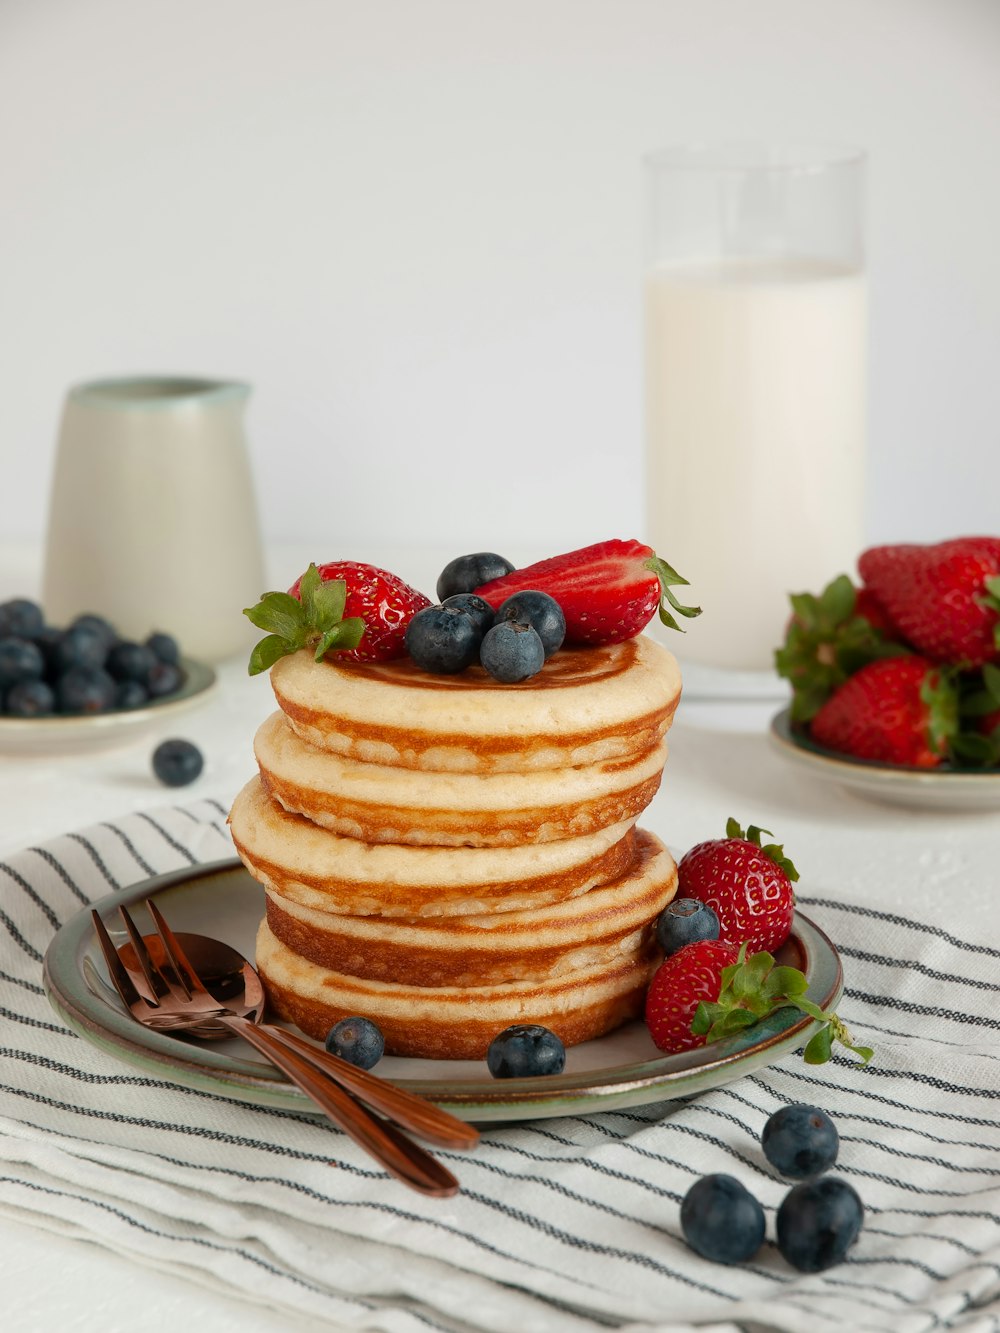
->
[494,590,565,657]
[116,679,150,710]
[70,613,119,655]
[146,631,180,666]
[0,598,45,639]
[54,624,108,674]
[151,738,204,786]
[107,640,157,684]
[776,1177,864,1272]
[56,666,117,715]
[325,1016,385,1069]
[486,1024,566,1078]
[436,552,514,601]
[0,636,45,690]
[479,620,545,683]
[5,679,56,718]
[405,605,481,674]
[441,593,494,641]
[762,1104,839,1178]
[655,898,721,955]
[680,1173,765,1265]
[147,661,184,698]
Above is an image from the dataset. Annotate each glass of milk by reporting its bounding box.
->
[644,143,866,688]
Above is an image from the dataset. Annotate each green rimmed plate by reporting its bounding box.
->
[44,859,843,1123]
[770,707,1000,812]
[0,657,217,755]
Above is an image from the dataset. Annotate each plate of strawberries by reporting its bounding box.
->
[771,536,1000,809]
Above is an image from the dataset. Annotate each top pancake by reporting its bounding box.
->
[270,634,682,773]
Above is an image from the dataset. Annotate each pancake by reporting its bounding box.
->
[255,709,667,847]
[229,775,639,917]
[256,918,660,1060]
[269,636,681,774]
[263,829,676,986]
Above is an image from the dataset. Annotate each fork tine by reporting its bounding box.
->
[91,910,144,1008]
[146,899,207,998]
[117,904,170,1002]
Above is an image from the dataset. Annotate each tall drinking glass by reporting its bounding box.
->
[644,143,866,686]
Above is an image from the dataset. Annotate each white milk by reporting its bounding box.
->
[644,257,866,671]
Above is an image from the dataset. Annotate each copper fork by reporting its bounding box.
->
[91,901,473,1196]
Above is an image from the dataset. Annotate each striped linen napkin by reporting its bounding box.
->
[1,800,998,1333]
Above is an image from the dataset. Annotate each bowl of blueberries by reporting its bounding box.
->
[0,596,216,754]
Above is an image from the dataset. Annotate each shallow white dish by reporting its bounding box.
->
[0,657,217,755]
[769,708,1000,811]
[44,859,843,1124]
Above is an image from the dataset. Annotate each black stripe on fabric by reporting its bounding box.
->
[25,846,89,907]
[803,896,1000,961]
[749,1064,1000,1130]
[843,988,1000,1033]
[134,811,200,865]
[0,901,44,963]
[67,831,122,891]
[0,1175,386,1321]
[827,1052,1000,1101]
[98,822,157,878]
[205,797,230,818]
[0,967,45,996]
[0,861,61,931]
[847,1016,1000,1060]
[838,945,1000,994]
[0,1007,71,1035]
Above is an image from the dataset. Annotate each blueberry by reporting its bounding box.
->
[436,552,514,601]
[776,1177,864,1272]
[107,640,157,684]
[0,598,45,638]
[70,613,119,655]
[494,590,565,657]
[0,636,45,689]
[54,624,108,673]
[680,1174,766,1265]
[441,593,494,641]
[324,1015,385,1069]
[152,738,204,786]
[405,605,481,674]
[762,1104,839,1179]
[56,666,117,715]
[479,621,545,683]
[117,679,150,710]
[146,631,180,666]
[655,898,721,955]
[147,661,184,698]
[5,679,56,717]
[486,1024,566,1078]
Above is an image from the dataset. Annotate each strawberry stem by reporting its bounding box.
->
[243,563,366,676]
[643,555,702,633]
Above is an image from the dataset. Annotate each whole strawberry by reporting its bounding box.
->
[810,655,956,767]
[475,538,700,645]
[858,537,1000,667]
[678,820,797,954]
[645,940,739,1054]
[243,561,431,675]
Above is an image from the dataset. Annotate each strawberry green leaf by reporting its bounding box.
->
[243,591,307,640]
[762,965,809,999]
[315,617,366,660]
[803,1025,833,1064]
[643,555,702,633]
[309,577,347,630]
[248,635,295,677]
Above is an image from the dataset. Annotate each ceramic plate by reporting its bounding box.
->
[0,658,217,755]
[770,708,1000,811]
[44,859,842,1123]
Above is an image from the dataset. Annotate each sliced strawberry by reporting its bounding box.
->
[243,561,431,675]
[475,539,700,646]
[809,655,957,767]
[858,537,1000,667]
[677,819,797,954]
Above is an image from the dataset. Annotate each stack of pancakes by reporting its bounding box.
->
[229,635,682,1059]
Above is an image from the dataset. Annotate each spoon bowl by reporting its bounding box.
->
[120,931,264,1035]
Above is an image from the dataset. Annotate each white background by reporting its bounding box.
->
[2,0,999,558]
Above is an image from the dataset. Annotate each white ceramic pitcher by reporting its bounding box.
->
[41,376,266,662]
